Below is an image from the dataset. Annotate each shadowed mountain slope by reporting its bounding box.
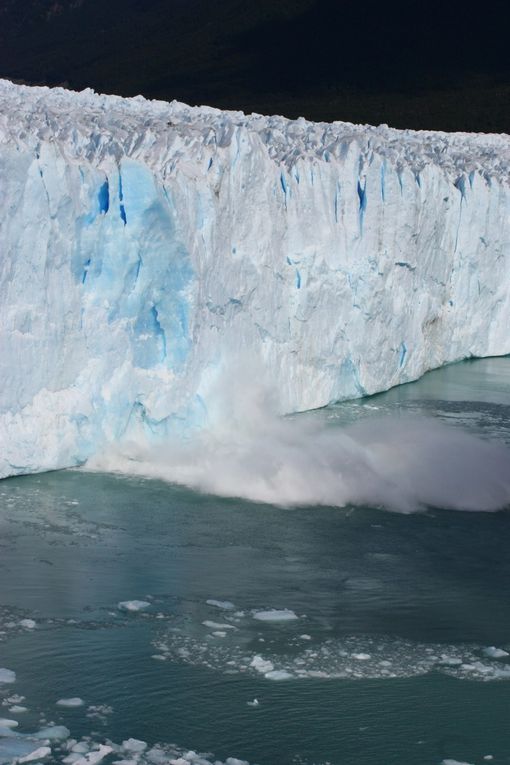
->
[1,0,509,131]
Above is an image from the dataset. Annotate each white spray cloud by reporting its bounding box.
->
[89,360,510,513]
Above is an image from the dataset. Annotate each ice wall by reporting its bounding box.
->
[1,79,509,477]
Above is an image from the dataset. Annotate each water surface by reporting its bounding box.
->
[1,358,510,764]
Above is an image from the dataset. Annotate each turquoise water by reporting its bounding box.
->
[1,358,510,764]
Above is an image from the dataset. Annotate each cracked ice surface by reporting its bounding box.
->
[0,80,509,477]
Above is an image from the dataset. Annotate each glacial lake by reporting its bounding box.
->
[1,357,510,765]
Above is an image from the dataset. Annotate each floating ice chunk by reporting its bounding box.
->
[252,609,298,622]
[264,670,293,681]
[250,656,274,674]
[212,631,227,638]
[17,746,52,763]
[122,739,147,753]
[117,601,151,612]
[34,726,70,740]
[8,707,28,714]
[85,705,113,722]
[246,699,259,707]
[5,696,24,705]
[71,743,90,754]
[168,755,243,765]
[0,669,16,684]
[19,620,37,630]
[439,655,463,666]
[0,739,44,765]
[351,653,371,661]
[206,600,235,610]
[482,646,509,659]
[0,719,18,728]
[442,760,475,765]
[73,744,113,765]
[57,698,84,708]
[299,634,312,640]
[202,621,237,631]
[489,665,510,679]
[483,757,494,761]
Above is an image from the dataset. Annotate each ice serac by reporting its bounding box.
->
[0,79,509,477]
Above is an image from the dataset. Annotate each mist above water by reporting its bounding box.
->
[90,364,510,513]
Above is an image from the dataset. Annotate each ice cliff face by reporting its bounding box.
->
[1,79,509,477]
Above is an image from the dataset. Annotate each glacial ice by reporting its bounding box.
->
[16,745,52,763]
[202,621,237,630]
[117,600,151,612]
[0,670,16,684]
[482,646,509,659]
[0,694,253,765]
[34,726,70,740]
[1,79,510,477]
[0,720,18,729]
[206,600,235,610]
[18,620,36,630]
[56,698,85,708]
[252,609,299,622]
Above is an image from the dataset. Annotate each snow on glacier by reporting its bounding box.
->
[0,79,510,478]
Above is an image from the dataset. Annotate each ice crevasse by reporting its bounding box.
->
[0,79,509,478]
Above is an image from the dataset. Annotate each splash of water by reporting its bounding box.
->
[89,362,510,513]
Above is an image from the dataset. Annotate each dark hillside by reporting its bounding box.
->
[1,0,509,132]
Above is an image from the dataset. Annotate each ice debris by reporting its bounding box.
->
[57,698,85,708]
[117,601,151,613]
[252,609,299,622]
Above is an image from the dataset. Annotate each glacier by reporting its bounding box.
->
[0,79,509,479]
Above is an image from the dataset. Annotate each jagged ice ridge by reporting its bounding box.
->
[0,80,509,477]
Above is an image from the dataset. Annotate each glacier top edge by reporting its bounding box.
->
[1,78,508,179]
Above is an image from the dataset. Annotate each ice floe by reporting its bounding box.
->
[201,621,237,631]
[34,726,70,740]
[57,698,85,708]
[482,646,509,659]
[0,720,18,729]
[252,609,299,622]
[206,600,235,611]
[250,656,274,674]
[117,601,151,613]
[17,745,52,762]
[18,620,36,631]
